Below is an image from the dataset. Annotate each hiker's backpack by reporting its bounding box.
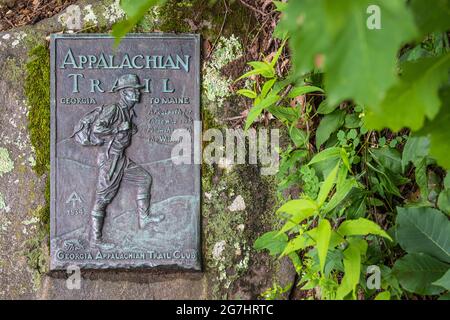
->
[71,106,105,146]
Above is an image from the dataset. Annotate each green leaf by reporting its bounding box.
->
[370,147,403,174]
[396,206,450,263]
[337,218,392,241]
[236,89,257,99]
[261,78,277,98]
[417,87,450,169]
[415,157,429,200]
[247,61,275,78]
[315,109,345,147]
[374,291,391,300]
[287,85,324,98]
[317,162,340,207]
[344,113,361,129]
[112,0,166,46]
[322,178,357,215]
[438,292,450,300]
[269,40,286,68]
[279,0,417,107]
[410,0,450,36]
[317,100,338,115]
[267,106,298,123]
[444,171,450,189]
[276,199,318,235]
[280,234,314,257]
[336,239,362,300]
[393,252,448,295]
[308,147,341,166]
[254,231,288,256]
[433,269,450,290]
[289,126,308,148]
[438,189,450,215]
[245,95,280,130]
[236,61,275,81]
[365,54,450,131]
[316,219,332,275]
[276,198,318,216]
[402,136,430,171]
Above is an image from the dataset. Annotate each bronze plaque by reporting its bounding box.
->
[50,34,201,270]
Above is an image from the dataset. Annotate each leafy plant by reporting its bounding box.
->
[244,0,450,300]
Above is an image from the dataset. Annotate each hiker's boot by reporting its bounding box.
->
[137,197,165,229]
[90,212,115,250]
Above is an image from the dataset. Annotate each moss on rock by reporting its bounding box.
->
[24,45,50,176]
[23,44,51,283]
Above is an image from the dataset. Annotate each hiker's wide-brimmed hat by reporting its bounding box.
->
[113,74,144,92]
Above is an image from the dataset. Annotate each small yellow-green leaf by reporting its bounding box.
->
[337,218,392,241]
[374,291,391,300]
[237,89,257,99]
[316,161,340,207]
[287,85,324,98]
[336,240,362,300]
[316,219,332,275]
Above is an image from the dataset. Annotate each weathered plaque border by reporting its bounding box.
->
[50,33,202,271]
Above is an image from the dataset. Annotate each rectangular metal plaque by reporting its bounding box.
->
[50,34,201,270]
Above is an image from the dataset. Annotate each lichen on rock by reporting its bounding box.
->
[203,35,243,107]
[0,147,14,177]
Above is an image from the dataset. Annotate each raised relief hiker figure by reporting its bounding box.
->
[71,74,165,248]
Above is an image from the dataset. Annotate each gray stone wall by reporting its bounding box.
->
[0,0,295,299]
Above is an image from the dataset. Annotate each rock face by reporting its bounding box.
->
[0,0,295,299]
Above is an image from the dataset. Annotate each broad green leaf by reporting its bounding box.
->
[336,240,362,300]
[276,199,318,235]
[112,0,166,46]
[410,0,450,36]
[374,291,391,300]
[289,126,308,148]
[273,0,288,12]
[308,147,341,166]
[276,199,318,216]
[322,178,357,215]
[236,89,257,99]
[401,136,430,171]
[236,61,275,81]
[247,61,275,78]
[254,231,288,256]
[344,114,361,129]
[444,170,450,189]
[415,157,429,200]
[279,0,417,107]
[340,148,351,172]
[396,206,450,263]
[329,230,345,248]
[317,162,340,207]
[287,85,324,98]
[267,106,298,123]
[245,95,279,130]
[337,218,392,241]
[365,54,450,131]
[316,219,332,275]
[315,109,345,147]
[433,269,450,290]
[393,252,448,295]
[317,100,338,115]
[438,189,450,215]
[417,87,450,169]
[438,292,450,300]
[280,234,314,257]
[261,78,277,98]
[370,147,403,174]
